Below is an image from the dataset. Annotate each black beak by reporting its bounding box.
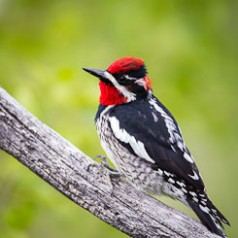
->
[83,68,107,79]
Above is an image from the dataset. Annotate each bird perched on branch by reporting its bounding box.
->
[83,56,229,237]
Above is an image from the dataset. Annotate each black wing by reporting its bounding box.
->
[108,96,205,191]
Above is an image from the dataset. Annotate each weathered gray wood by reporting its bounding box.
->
[0,87,220,238]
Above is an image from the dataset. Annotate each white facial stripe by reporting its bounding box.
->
[109,116,155,163]
[104,71,136,102]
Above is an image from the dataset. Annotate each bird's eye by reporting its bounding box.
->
[117,74,136,85]
[117,75,125,83]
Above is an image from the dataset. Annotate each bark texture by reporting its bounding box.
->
[0,87,220,238]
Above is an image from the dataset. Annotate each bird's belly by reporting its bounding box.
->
[97,123,164,195]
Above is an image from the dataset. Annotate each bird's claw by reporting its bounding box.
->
[94,155,120,176]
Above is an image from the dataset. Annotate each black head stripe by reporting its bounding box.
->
[114,65,147,82]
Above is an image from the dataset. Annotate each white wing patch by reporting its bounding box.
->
[188,170,200,180]
[183,152,194,163]
[109,116,155,163]
[151,111,159,122]
[199,204,210,214]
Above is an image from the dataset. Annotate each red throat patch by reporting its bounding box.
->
[99,81,127,106]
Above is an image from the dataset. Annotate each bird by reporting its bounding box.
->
[83,56,229,237]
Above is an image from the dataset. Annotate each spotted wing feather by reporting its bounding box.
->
[107,96,205,191]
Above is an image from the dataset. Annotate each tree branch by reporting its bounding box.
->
[0,87,219,238]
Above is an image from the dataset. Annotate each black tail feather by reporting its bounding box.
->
[187,195,229,238]
[206,198,230,226]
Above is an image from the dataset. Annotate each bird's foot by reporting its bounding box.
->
[94,155,121,178]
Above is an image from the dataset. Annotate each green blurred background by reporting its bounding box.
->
[0,0,237,237]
